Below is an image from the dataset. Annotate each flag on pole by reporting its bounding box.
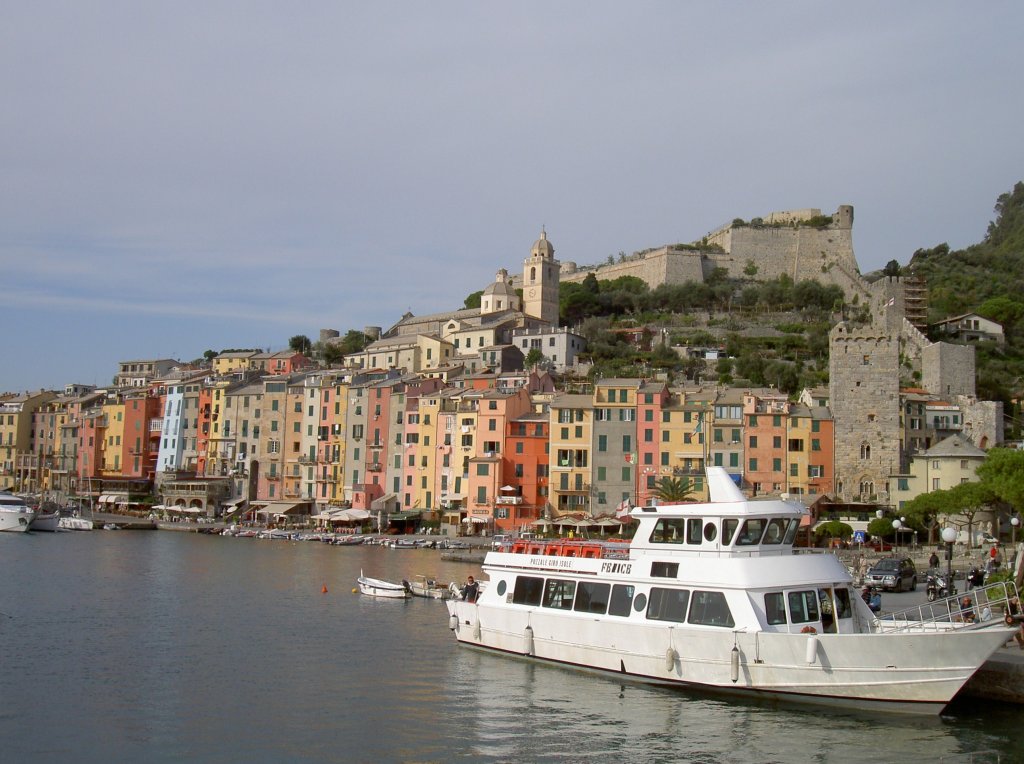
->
[615,499,631,519]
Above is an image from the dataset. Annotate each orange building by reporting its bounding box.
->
[498,412,550,533]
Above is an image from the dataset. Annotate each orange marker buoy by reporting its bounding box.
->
[322,583,328,594]
[351,587,358,594]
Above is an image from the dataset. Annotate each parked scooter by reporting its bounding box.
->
[926,570,956,602]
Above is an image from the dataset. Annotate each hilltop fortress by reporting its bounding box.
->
[532,205,870,303]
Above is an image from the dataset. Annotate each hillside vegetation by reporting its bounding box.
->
[908,182,1024,429]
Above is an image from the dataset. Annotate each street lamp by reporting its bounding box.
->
[1012,516,1020,547]
[892,518,902,554]
[942,527,958,596]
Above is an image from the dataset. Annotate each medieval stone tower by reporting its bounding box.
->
[828,322,903,503]
[523,228,560,325]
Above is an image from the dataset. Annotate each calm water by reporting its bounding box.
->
[2,532,1021,763]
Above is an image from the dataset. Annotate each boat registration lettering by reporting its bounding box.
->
[529,557,576,569]
[600,562,632,575]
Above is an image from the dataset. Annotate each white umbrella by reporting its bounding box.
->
[500,485,515,491]
[530,518,554,527]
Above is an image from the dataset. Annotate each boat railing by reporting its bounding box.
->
[874,580,1019,634]
[501,538,632,559]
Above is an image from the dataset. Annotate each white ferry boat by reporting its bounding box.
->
[445,468,1015,715]
[0,491,36,532]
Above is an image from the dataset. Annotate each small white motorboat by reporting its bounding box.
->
[357,570,410,599]
[406,575,457,600]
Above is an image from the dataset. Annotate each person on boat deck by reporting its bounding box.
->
[861,586,881,613]
[1005,595,1024,649]
[959,595,976,623]
[461,576,480,603]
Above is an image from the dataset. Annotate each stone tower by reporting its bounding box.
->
[523,228,560,325]
[828,322,902,503]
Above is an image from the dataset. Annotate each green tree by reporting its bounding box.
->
[814,520,854,542]
[652,477,695,503]
[338,330,371,354]
[524,348,545,369]
[289,335,312,354]
[319,342,345,366]
[978,448,1024,515]
[901,490,955,544]
[883,259,902,277]
[463,290,483,309]
[945,481,998,548]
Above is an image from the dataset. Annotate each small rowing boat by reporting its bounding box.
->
[357,570,410,599]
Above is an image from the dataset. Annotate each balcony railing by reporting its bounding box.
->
[495,496,523,504]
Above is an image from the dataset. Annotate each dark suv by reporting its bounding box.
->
[865,557,917,592]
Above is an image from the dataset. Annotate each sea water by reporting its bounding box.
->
[1,532,1020,763]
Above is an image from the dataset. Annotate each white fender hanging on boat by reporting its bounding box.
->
[665,647,678,672]
[805,635,819,665]
[449,614,458,631]
[473,618,482,641]
[730,645,740,683]
[524,625,534,655]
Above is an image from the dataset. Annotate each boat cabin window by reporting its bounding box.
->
[512,576,544,606]
[608,584,635,617]
[543,579,576,610]
[686,518,703,545]
[722,518,739,545]
[574,581,611,614]
[703,522,717,542]
[764,592,787,625]
[651,561,679,578]
[735,518,767,546]
[650,518,687,544]
[762,518,787,545]
[688,591,735,628]
[646,587,690,623]
[782,518,800,545]
[834,588,852,620]
[787,590,820,624]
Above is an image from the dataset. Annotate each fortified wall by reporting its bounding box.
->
[549,205,870,302]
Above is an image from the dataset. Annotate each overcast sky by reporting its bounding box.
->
[4,3,1022,392]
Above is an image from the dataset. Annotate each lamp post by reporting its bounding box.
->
[1012,516,1020,547]
[942,527,957,596]
[892,518,902,554]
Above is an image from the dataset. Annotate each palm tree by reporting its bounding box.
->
[652,476,695,503]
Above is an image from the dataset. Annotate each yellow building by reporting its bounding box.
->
[549,393,593,515]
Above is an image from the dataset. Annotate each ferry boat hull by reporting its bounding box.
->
[444,467,1014,715]
[447,598,1009,713]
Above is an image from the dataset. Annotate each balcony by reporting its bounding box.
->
[368,463,383,472]
[148,418,164,433]
[495,496,523,505]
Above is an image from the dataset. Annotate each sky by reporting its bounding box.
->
[4,3,1023,393]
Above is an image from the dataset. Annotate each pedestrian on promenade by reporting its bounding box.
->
[929,551,940,570]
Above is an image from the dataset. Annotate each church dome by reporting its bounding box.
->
[531,229,555,259]
[483,268,515,296]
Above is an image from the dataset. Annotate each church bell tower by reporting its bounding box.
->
[522,228,560,325]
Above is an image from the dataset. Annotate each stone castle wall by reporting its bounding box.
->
[549,205,868,300]
[957,396,1004,449]
[829,323,903,502]
[922,342,976,398]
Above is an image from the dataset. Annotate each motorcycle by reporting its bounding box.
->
[926,571,956,601]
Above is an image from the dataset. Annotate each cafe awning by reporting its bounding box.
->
[389,510,422,521]
[258,502,306,517]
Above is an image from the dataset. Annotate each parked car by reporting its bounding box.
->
[864,557,918,592]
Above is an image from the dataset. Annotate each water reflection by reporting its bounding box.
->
[2,533,1021,763]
